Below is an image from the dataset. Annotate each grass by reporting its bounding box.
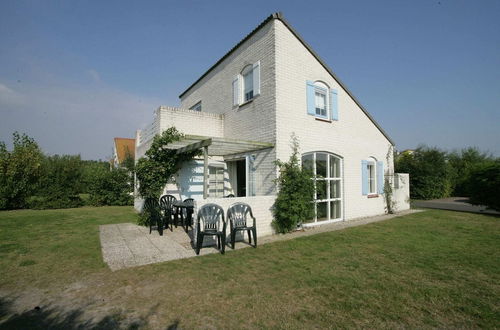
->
[0,207,499,328]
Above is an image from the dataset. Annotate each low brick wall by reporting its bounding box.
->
[393,173,410,212]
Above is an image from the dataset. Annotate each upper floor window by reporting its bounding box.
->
[242,65,254,102]
[189,101,202,111]
[233,61,260,106]
[306,80,339,121]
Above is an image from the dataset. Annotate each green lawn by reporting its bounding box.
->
[0,207,499,329]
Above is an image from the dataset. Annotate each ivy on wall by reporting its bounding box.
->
[135,127,200,198]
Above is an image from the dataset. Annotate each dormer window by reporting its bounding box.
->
[232,61,261,106]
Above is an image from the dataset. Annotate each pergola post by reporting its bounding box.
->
[203,146,208,199]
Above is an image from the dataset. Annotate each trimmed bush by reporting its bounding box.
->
[88,168,133,206]
[466,162,500,211]
[395,147,453,200]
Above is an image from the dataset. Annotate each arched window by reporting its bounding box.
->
[302,152,343,223]
[313,81,329,118]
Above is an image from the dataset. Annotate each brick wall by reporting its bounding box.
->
[179,21,278,195]
[274,19,395,220]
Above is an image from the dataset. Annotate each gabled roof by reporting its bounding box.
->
[114,137,135,164]
[179,12,394,145]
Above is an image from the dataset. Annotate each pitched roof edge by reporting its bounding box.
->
[178,13,278,99]
[275,14,394,145]
[179,12,395,146]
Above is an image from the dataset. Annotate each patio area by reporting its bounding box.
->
[99,209,420,271]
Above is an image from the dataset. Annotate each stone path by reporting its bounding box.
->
[100,209,422,271]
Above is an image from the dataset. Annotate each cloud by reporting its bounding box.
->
[0,83,26,107]
[87,69,101,83]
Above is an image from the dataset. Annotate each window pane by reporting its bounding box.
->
[316,153,327,178]
[330,200,341,219]
[329,156,340,178]
[244,71,253,94]
[302,154,314,173]
[317,202,328,221]
[316,179,327,200]
[330,180,341,198]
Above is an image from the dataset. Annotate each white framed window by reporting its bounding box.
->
[233,61,260,106]
[314,82,328,118]
[208,165,224,197]
[306,80,339,120]
[367,160,376,194]
[189,101,202,111]
[302,152,343,223]
[242,65,254,102]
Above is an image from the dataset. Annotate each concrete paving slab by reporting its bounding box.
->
[99,209,422,271]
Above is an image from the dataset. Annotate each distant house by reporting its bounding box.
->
[112,138,135,169]
[134,13,410,237]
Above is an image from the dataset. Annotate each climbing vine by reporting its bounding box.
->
[384,145,395,214]
[135,127,199,198]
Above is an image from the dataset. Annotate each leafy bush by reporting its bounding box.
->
[88,168,133,206]
[272,136,315,233]
[135,127,199,198]
[448,147,495,196]
[395,146,453,200]
[31,154,84,209]
[466,161,500,211]
[0,133,44,209]
[27,195,83,209]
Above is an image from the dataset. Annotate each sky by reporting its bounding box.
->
[1,0,499,160]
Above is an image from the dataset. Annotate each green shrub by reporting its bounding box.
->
[0,133,43,209]
[466,161,500,211]
[27,195,83,210]
[448,147,495,196]
[88,168,133,206]
[272,135,315,233]
[395,146,453,200]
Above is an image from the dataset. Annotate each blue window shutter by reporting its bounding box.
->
[330,89,339,120]
[232,75,239,106]
[361,160,368,195]
[306,81,315,115]
[377,161,384,194]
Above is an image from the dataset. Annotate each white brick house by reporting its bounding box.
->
[135,13,409,236]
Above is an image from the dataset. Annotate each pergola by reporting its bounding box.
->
[163,135,274,198]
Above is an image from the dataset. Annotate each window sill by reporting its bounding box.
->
[236,95,259,109]
[367,194,379,198]
[315,117,332,123]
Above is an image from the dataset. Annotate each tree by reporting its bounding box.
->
[0,132,43,209]
[272,135,315,233]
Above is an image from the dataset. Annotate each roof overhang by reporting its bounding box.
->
[163,135,274,156]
